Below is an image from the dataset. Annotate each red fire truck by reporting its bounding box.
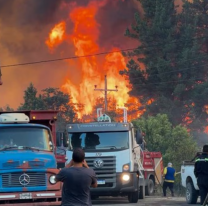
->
[142,150,163,195]
[0,110,66,168]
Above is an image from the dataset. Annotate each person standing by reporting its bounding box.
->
[56,148,97,206]
[163,162,176,197]
[194,145,208,206]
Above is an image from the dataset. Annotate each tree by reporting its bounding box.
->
[18,84,77,128]
[180,0,208,131]
[18,83,43,110]
[0,105,14,111]
[132,114,197,177]
[41,87,77,127]
[121,0,208,132]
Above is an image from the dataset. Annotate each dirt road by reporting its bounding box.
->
[92,196,199,206]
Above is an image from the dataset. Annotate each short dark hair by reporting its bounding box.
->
[72,148,85,163]
[203,145,208,153]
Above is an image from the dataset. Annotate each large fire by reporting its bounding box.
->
[45,1,143,121]
[46,21,66,52]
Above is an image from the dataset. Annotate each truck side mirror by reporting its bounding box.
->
[135,130,143,145]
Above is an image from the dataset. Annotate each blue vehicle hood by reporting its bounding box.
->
[0,150,57,170]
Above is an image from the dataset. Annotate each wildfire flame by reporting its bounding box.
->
[45,2,142,121]
[46,21,66,52]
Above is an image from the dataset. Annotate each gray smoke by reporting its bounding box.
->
[0,0,139,109]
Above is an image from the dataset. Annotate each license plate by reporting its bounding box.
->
[19,193,32,199]
[97,180,105,185]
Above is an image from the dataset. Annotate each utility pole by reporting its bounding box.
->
[94,75,118,112]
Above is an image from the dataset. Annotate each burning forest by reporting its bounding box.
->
[1,0,208,136]
[45,0,143,122]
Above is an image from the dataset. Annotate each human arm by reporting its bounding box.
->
[163,167,167,178]
[194,162,198,178]
[83,159,89,168]
[65,159,74,168]
[55,169,66,182]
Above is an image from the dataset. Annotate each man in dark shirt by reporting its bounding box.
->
[194,145,208,206]
[56,148,97,206]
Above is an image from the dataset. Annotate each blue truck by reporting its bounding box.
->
[0,112,61,205]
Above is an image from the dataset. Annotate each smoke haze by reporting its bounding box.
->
[0,0,140,109]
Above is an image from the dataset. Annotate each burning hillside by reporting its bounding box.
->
[45,0,142,121]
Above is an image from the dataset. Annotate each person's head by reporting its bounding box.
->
[72,148,85,163]
[168,162,172,167]
[203,145,208,153]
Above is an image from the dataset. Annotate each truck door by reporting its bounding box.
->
[131,128,140,172]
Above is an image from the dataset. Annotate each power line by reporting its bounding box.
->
[1,48,134,68]
[1,36,207,68]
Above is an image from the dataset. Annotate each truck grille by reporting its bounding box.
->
[2,172,46,188]
[86,156,116,188]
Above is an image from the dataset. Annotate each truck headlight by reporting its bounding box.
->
[122,163,130,171]
[49,175,57,184]
[122,174,130,181]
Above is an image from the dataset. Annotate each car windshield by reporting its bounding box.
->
[68,131,129,151]
[0,127,53,151]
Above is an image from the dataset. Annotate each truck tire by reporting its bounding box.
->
[186,182,198,204]
[128,191,138,203]
[139,185,145,199]
[145,179,155,196]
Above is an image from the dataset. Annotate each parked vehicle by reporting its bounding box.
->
[0,112,62,205]
[65,110,163,203]
[181,153,201,204]
[0,110,66,169]
[142,151,163,196]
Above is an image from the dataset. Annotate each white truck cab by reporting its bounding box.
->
[65,112,145,203]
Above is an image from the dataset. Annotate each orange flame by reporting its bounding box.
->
[46,2,143,121]
[45,21,66,52]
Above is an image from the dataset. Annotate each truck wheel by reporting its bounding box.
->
[128,191,138,203]
[145,179,155,196]
[139,186,145,199]
[186,182,198,204]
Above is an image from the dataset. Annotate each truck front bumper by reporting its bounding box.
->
[91,172,138,196]
[0,190,61,206]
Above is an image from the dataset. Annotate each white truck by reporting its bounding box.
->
[181,153,202,204]
[65,112,146,203]
[65,110,163,203]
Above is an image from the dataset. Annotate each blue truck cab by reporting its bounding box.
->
[0,113,61,205]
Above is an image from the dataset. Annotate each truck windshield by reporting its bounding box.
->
[0,127,53,151]
[68,131,129,151]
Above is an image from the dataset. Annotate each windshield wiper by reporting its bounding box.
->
[0,146,40,151]
[0,146,18,151]
[97,146,118,149]
[20,146,40,151]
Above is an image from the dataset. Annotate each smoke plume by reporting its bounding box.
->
[0,0,138,109]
